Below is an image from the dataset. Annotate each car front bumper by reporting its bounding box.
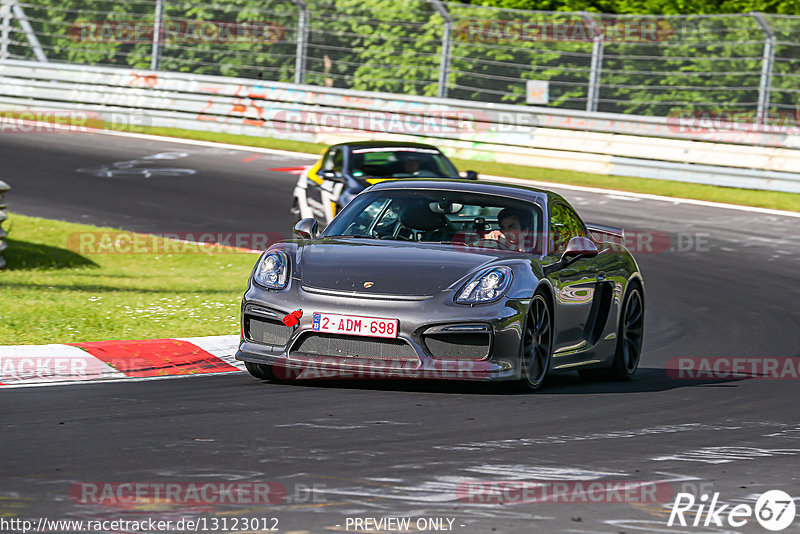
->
[235,280,530,381]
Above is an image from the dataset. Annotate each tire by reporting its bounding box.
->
[517,292,554,392]
[244,361,277,381]
[580,283,644,381]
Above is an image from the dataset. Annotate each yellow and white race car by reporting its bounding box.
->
[292,141,476,226]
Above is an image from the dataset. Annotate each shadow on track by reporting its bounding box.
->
[246,366,745,396]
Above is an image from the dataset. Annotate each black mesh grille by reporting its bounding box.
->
[291,333,418,361]
[247,316,292,347]
[423,333,491,360]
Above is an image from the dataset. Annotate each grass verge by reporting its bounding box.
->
[0,213,256,344]
[104,123,800,213]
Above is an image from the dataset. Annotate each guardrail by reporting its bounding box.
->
[0,180,8,269]
[2,59,800,193]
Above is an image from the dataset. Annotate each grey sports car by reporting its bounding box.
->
[236,179,644,391]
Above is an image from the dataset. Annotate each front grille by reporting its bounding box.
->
[423,332,491,360]
[246,316,292,347]
[291,333,418,361]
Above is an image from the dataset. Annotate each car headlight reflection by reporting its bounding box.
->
[456,266,513,304]
[254,250,289,289]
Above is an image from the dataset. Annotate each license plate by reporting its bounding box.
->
[312,312,398,339]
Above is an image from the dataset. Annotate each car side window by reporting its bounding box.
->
[549,203,587,255]
[332,150,344,172]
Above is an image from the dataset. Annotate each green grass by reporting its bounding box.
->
[104,123,800,213]
[0,213,257,344]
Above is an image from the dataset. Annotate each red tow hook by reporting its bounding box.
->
[282,309,303,328]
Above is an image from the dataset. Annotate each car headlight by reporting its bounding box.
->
[253,250,289,289]
[456,266,513,304]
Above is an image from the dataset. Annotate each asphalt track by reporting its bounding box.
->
[1,131,799,533]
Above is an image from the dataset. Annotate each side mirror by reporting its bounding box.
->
[562,236,598,260]
[463,170,478,180]
[293,218,318,240]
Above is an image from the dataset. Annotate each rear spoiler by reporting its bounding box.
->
[586,222,625,240]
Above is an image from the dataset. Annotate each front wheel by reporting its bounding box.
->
[580,284,644,381]
[518,293,553,391]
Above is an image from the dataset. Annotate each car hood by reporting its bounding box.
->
[298,238,506,296]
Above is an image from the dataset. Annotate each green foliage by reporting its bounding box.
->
[7,0,799,117]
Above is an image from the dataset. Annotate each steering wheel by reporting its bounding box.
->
[471,237,515,251]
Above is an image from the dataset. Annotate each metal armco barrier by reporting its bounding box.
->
[2,59,800,193]
[0,180,8,269]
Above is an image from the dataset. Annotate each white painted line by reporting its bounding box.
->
[0,369,241,389]
[175,335,244,371]
[92,128,321,159]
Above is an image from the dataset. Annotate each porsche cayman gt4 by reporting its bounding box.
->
[238,179,644,391]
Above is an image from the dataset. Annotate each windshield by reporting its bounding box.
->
[349,147,458,179]
[322,189,544,254]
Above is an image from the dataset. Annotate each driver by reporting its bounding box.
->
[483,208,534,252]
[402,155,420,175]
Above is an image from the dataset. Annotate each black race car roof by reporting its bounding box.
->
[330,140,443,151]
[367,178,553,205]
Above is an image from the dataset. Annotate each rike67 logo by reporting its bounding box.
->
[668,490,796,531]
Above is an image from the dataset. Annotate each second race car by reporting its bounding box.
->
[292,141,477,226]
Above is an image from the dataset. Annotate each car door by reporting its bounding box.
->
[546,202,601,359]
[304,148,330,220]
[307,147,345,225]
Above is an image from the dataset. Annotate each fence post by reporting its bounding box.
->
[9,0,46,62]
[580,12,603,113]
[751,12,775,126]
[292,0,309,85]
[0,180,9,269]
[151,0,164,70]
[1,0,12,61]
[428,0,452,99]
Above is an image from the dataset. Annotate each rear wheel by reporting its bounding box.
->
[580,284,644,381]
[518,293,553,391]
[244,361,277,381]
